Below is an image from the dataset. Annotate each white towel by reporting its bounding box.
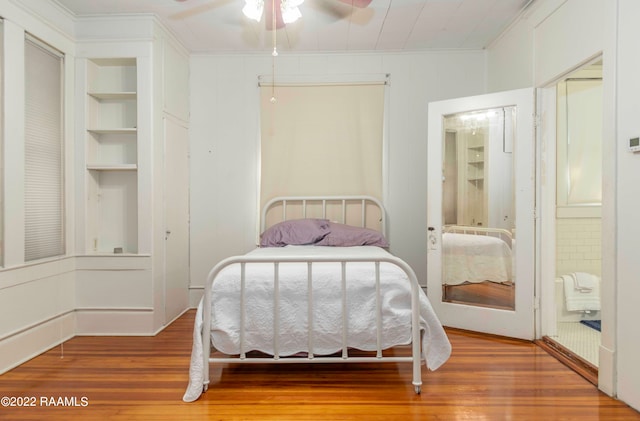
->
[572,272,596,291]
[562,273,600,312]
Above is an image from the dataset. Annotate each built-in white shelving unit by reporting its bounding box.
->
[73,34,190,335]
[84,57,138,254]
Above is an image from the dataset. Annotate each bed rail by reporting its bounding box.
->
[201,252,423,395]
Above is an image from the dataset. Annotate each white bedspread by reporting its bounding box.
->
[183,245,451,402]
[443,233,512,285]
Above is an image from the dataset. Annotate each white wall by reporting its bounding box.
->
[487,0,604,92]
[487,0,640,411]
[188,51,486,304]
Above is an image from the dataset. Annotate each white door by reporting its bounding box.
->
[427,88,535,340]
[164,116,190,323]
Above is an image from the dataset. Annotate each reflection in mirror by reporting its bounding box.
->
[441,107,516,310]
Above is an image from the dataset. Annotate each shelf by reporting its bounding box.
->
[88,128,137,134]
[87,164,137,171]
[468,160,484,165]
[468,145,485,151]
[88,91,137,100]
[467,177,484,182]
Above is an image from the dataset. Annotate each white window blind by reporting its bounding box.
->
[24,36,64,261]
[259,82,385,211]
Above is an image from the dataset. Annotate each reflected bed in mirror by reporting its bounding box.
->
[442,106,516,311]
[442,225,514,310]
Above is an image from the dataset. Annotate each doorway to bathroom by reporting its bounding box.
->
[538,59,603,384]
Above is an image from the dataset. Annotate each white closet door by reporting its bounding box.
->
[164,116,190,323]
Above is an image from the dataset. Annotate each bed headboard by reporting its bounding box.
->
[261,196,386,237]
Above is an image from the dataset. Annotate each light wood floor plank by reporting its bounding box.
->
[0,310,637,420]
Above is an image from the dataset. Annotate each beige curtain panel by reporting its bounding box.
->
[259,83,385,214]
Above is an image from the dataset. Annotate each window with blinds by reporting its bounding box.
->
[259,82,385,211]
[24,35,64,261]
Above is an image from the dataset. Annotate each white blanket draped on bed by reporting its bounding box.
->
[443,233,512,285]
[183,245,451,402]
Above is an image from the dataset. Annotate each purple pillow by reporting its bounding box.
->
[260,218,331,247]
[315,222,389,247]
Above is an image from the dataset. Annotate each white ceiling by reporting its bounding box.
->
[52,0,533,54]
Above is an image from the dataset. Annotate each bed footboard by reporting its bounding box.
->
[201,253,424,395]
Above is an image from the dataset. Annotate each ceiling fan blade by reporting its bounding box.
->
[311,0,352,20]
[350,6,375,26]
[169,0,234,20]
[336,0,372,7]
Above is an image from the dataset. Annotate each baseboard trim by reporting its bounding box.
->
[1,306,194,374]
[0,312,75,375]
[598,344,615,396]
[75,308,156,336]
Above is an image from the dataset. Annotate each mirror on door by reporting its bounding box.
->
[441,107,516,310]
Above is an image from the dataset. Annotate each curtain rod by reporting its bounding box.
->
[257,73,390,87]
[258,81,388,87]
[565,77,603,81]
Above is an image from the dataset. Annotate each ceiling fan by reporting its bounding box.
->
[172,0,372,31]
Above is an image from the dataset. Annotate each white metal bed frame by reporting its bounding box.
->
[201,196,424,395]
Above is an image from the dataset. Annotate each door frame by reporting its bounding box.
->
[537,85,558,340]
[536,55,607,389]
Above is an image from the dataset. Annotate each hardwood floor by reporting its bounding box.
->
[0,310,638,420]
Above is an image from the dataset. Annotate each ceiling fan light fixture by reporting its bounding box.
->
[242,0,264,22]
[281,0,303,23]
[242,0,304,24]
